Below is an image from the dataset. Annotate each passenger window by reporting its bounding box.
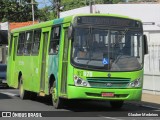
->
[49,26,61,54]
[24,31,33,55]
[32,29,41,55]
[9,34,13,56]
[17,32,25,55]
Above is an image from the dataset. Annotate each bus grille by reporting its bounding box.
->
[87,77,130,88]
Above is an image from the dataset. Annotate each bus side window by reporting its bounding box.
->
[9,34,13,56]
[17,32,25,55]
[24,31,33,55]
[32,29,41,55]
[49,26,61,54]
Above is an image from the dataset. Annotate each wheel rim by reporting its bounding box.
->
[52,86,58,103]
[20,81,23,96]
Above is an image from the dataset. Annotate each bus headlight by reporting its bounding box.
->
[128,78,142,88]
[74,75,90,87]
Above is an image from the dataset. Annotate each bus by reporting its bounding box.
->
[7,14,148,109]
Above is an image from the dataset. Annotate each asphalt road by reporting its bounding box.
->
[0,87,160,120]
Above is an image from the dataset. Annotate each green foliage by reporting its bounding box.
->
[61,0,85,11]
[0,0,125,22]
[0,0,39,22]
[38,6,56,21]
[42,0,125,19]
[61,0,124,12]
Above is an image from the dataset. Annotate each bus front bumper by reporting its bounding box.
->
[67,85,142,101]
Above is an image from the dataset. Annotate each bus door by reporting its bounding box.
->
[61,24,70,94]
[7,34,18,87]
[40,29,50,92]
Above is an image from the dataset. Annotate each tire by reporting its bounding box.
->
[110,101,124,109]
[30,92,37,100]
[51,81,63,109]
[19,77,30,99]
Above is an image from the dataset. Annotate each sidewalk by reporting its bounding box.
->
[142,93,160,104]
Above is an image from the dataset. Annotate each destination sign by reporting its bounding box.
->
[74,16,141,28]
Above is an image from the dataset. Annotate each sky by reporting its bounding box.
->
[35,0,52,8]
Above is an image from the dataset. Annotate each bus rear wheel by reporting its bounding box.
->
[51,81,63,109]
[110,101,124,109]
[19,77,29,99]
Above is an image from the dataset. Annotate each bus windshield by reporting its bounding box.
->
[71,27,143,71]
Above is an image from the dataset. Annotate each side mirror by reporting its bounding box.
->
[68,25,73,40]
[143,35,148,55]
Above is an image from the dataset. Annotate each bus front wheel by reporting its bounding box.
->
[110,101,124,109]
[19,77,29,99]
[51,81,63,109]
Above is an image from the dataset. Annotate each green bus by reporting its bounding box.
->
[7,14,148,109]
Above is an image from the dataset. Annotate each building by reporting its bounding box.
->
[60,4,160,95]
[0,21,38,64]
[0,22,9,64]
[9,21,38,31]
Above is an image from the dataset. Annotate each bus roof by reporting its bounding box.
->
[11,14,141,33]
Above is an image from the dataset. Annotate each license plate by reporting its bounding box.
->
[102,92,114,97]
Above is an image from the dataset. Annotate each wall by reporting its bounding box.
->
[144,31,160,94]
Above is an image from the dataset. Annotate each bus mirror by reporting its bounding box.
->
[143,35,148,55]
[68,25,73,40]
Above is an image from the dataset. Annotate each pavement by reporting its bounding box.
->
[142,93,160,104]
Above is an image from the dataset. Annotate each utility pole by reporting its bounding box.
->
[31,0,35,24]
[54,0,61,18]
[19,0,36,24]
[89,0,93,13]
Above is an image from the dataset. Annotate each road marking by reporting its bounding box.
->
[140,105,160,110]
[127,102,160,111]
[102,117,124,120]
[154,109,160,111]
[0,89,18,92]
[0,92,18,97]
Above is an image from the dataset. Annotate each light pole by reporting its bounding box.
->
[54,0,61,18]
[89,0,96,13]
[19,0,36,24]
[31,0,35,24]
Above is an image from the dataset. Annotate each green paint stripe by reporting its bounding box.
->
[88,81,129,83]
[53,18,64,25]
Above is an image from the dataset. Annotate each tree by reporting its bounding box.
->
[60,0,125,12]
[39,0,125,19]
[0,0,39,22]
[61,0,85,11]
[103,0,123,4]
[38,6,56,21]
